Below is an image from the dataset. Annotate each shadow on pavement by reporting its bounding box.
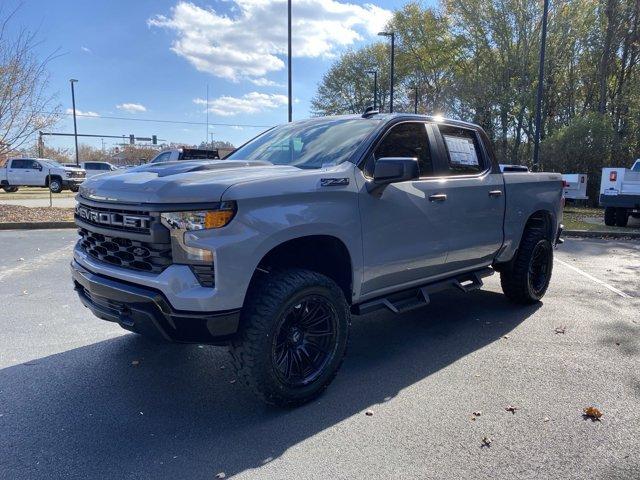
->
[1,289,540,479]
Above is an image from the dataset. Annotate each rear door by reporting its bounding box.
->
[8,159,29,184]
[358,121,450,296]
[432,124,505,270]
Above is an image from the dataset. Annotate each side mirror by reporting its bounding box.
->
[35,164,43,171]
[366,157,419,195]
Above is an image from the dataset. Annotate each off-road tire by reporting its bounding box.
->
[49,177,63,193]
[615,208,629,227]
[230,269,350,407]
[500,226,553,304]
[604,207,617,226]
[70,185,79,193]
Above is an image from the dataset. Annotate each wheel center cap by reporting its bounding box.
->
[289,328,302,345]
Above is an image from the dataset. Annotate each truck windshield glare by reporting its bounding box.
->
[226,118,381,169]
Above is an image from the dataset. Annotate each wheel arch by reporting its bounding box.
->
[246,234,353,304]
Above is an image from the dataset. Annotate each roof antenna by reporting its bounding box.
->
[362,105,379,118]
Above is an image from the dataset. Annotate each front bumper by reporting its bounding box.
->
[63,178,85,186]
[71,260,240,344]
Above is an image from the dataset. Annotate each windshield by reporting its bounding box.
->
[632,160,640,172]
[227,117,380,169]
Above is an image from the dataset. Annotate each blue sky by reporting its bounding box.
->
[9,0,412,151]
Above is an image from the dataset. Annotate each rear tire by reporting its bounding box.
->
[604,207,616,226]
[49,178,62,193]
[500,227,553,304]
[2,186,19,193]
[615,207,629,227]
[230,269,350,407]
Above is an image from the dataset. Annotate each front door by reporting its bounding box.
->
[358,121,451,297]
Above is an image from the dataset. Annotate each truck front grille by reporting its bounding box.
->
[78,228,172,273]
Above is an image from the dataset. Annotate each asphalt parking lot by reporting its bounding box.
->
[1,230,639,480]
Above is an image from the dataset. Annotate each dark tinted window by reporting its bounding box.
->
[11,159,28,168]
[439,125,484,175]
[374,122,433,176]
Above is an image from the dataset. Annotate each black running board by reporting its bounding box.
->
[353,267,494,316]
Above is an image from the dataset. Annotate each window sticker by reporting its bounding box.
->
[443,135,479,166]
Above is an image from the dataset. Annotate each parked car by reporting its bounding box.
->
[1,158,86,193]
[149,148,221,164]
[71,113,563,406]
[79,161,119,178]
[600,159,640,227]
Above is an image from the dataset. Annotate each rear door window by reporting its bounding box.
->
[438,125,485,175]
[11,159,28,168]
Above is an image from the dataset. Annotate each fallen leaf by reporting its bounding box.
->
[131,360,140,366]
[481,436,492,447]
[583,406,603,421]
[220,365,226,370]
[18,257,24,262]
[543,417,550,422]
[554,326,566,334]
[502,335,509,339]
[229,379,236,384]
[216,473,226,479]
[365,410,374,417]
[473,411,482,417]
[505,405,518,414]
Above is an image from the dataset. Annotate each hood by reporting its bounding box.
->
[78,159,302,204]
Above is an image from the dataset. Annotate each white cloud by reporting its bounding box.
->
[249,78,284,87]
[149,0,391,82]
[81,46,92,53]
[194,92,288,116]
[66,108,99,117]
[116,103,147,113]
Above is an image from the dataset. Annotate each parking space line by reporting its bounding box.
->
[556,258,632,298]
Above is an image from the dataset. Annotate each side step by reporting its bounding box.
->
[353,267,494,316]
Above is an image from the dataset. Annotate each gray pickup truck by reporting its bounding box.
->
[71,113,564,406]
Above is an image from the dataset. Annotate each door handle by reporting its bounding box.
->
[488,190,503,197]
[428,193,447,202]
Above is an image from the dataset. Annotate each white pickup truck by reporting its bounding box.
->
[0,158,86,193]
[600,159,640,227]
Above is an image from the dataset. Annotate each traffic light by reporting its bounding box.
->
[129,134,135,145]
[152,135,157,145]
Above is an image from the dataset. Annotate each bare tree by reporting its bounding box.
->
[0,6,61,155]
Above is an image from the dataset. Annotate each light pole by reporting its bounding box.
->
[532,0,550,172]
[287,0,292,122]
[70,79,79,166]
[378,31,395,113]
[365,70,378,110]
[413,83,419,114]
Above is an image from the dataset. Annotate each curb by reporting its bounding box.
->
[563,229,640,239]
[0,221,76,230]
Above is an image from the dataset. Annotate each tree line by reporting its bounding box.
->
[311,0,639,201]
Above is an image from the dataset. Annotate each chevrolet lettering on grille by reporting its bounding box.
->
[75,205,151,229]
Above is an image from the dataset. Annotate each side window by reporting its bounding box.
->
[11,159,27,168]
[84,163,96,169]
[152,152,171,163]
[30,161,41,170]
[438,125,485,175]
[374,122,433,176]
[100,163,111,170]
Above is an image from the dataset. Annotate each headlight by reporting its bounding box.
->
[160,201,236,231]
[160,201,236,265]
[65,171,72,177]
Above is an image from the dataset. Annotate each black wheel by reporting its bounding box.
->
[2,186,19,193]
[230,269,350,406]
[615,208,629,227]
[500,227,553,304]
[604,207,616,226]
[70,185,79,193]
[49,178,62,193]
